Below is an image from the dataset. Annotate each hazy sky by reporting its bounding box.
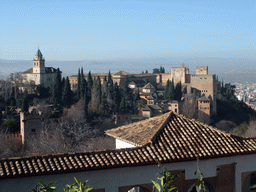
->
[0,0,255,61]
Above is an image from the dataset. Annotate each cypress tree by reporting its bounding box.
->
[91,77,100,111]
[174,81,182,101]
[21,90,29,112]
[84,80,88,118]
[123,76,133,111]
[87,71,93,101]
[107,70,113,85]
[103,76,109,96]
[107,71,114,98]
[100,92,108,116]
[52,68,62,106]
[182,86,187,94]
[164,79,170,100]
[77,68,81,99]
[120,96,126,112]
[170,80,175,100]
[62,76,72,107]
[97,76,102,104]
[61,77,65,96]
[113,82,121,112]
[80,67,85,98]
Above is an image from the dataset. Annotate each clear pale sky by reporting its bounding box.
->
[0,0,255,61]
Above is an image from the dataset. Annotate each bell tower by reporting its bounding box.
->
[33,49,45,74]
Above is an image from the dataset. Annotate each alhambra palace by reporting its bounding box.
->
[1,50,256,192]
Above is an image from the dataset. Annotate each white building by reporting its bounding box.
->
[2,112,256,191]
[22,49,59,88]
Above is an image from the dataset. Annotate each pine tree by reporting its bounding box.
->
[160,66,165,73]
[77,68,81,99]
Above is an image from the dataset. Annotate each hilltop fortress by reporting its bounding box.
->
[157,64,217,113]
[21,50,217,120]
[69,64,217,114]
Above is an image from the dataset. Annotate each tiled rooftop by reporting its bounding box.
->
[143,82,155,89]
[22,68,33,74]
[1,112,256,179]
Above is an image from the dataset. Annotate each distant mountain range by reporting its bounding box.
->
[0,56,255,84]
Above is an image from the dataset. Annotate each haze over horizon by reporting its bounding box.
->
[0,0,255,83]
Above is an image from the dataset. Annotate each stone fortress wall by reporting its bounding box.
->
[157,65,217,113]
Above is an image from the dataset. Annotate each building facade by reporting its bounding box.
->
[22,49,58,88]
[69,71,157,91]
[2,112,256,191]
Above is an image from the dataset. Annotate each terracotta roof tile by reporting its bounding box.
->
[113,71,130,76]
[106,112,171,146]
[22,68,33,74]
[3,112,256,179]
[143,82,155,89]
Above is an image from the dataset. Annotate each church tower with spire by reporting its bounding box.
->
[22,48,59,88]
[33,49,45,74]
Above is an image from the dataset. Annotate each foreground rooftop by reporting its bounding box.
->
[1,112,256,180]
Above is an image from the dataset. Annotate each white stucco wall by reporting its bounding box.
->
[1,153,256,191]
[116,139,136,149]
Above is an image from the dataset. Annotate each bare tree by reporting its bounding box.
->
[9,72,24,99]
[0,80,13,102]
[231,121,256,137]
[66,99,85,122]
[25,118,96,156]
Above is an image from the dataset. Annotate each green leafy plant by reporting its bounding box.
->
[152,163,178,192]
[32,180,56,192]
[63,177,94,192]
[194,156,209,192]
[32,177,93,192]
